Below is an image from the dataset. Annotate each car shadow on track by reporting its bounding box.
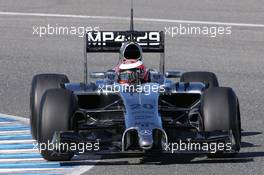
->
[241,141,261,148]
[59,151,264,166]
[241,131,262,137]
[240,131,262,148]
[138,151,264,164]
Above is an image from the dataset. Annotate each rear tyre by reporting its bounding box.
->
[38,89,78,161]
[30,74,69,140]
[180,71,219,87]
[201,87,241,158]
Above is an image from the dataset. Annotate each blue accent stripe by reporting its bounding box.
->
[0,153,41,159]
[0,143,34,150]
[0,125,30,131]
[0,117,15,122]
[0,162,71,168]
[15,174,62,175]
[0,134,32,140]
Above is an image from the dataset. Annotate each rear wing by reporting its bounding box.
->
[83,31,165,84]
[85,31,164,52]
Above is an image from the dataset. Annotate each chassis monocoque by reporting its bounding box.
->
[30,30,241,161]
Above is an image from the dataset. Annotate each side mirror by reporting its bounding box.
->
[165,70,184,78]
[89,72,106,79]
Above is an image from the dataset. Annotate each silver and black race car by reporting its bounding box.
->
[29,7,241,161]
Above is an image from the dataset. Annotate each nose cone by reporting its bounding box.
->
[138,130,153,150]
[139,138,153,150]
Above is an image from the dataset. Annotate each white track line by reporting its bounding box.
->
[0,122,14,125]
[66,156,100,175]
[0,113,29,125]
[0,168,73,174]
[0,130,30,135]
[67,165,94,175]
[0,158,44,163]
[0,11,264,28]
[0,149,39,154]
[0,139,35,144]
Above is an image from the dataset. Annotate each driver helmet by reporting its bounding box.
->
[118,59,148,84]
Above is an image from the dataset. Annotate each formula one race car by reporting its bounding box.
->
[30,7,241,161]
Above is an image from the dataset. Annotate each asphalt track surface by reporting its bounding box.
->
[0,0,263,174]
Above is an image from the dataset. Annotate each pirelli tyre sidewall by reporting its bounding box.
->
[201,87,241,156]
[38,88,78,161]
[30,74,69,140]
[180,71,219,87]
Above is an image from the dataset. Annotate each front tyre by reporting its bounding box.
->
[30,74,69,140]
[38,89,78,161]
[201,87,241,157]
